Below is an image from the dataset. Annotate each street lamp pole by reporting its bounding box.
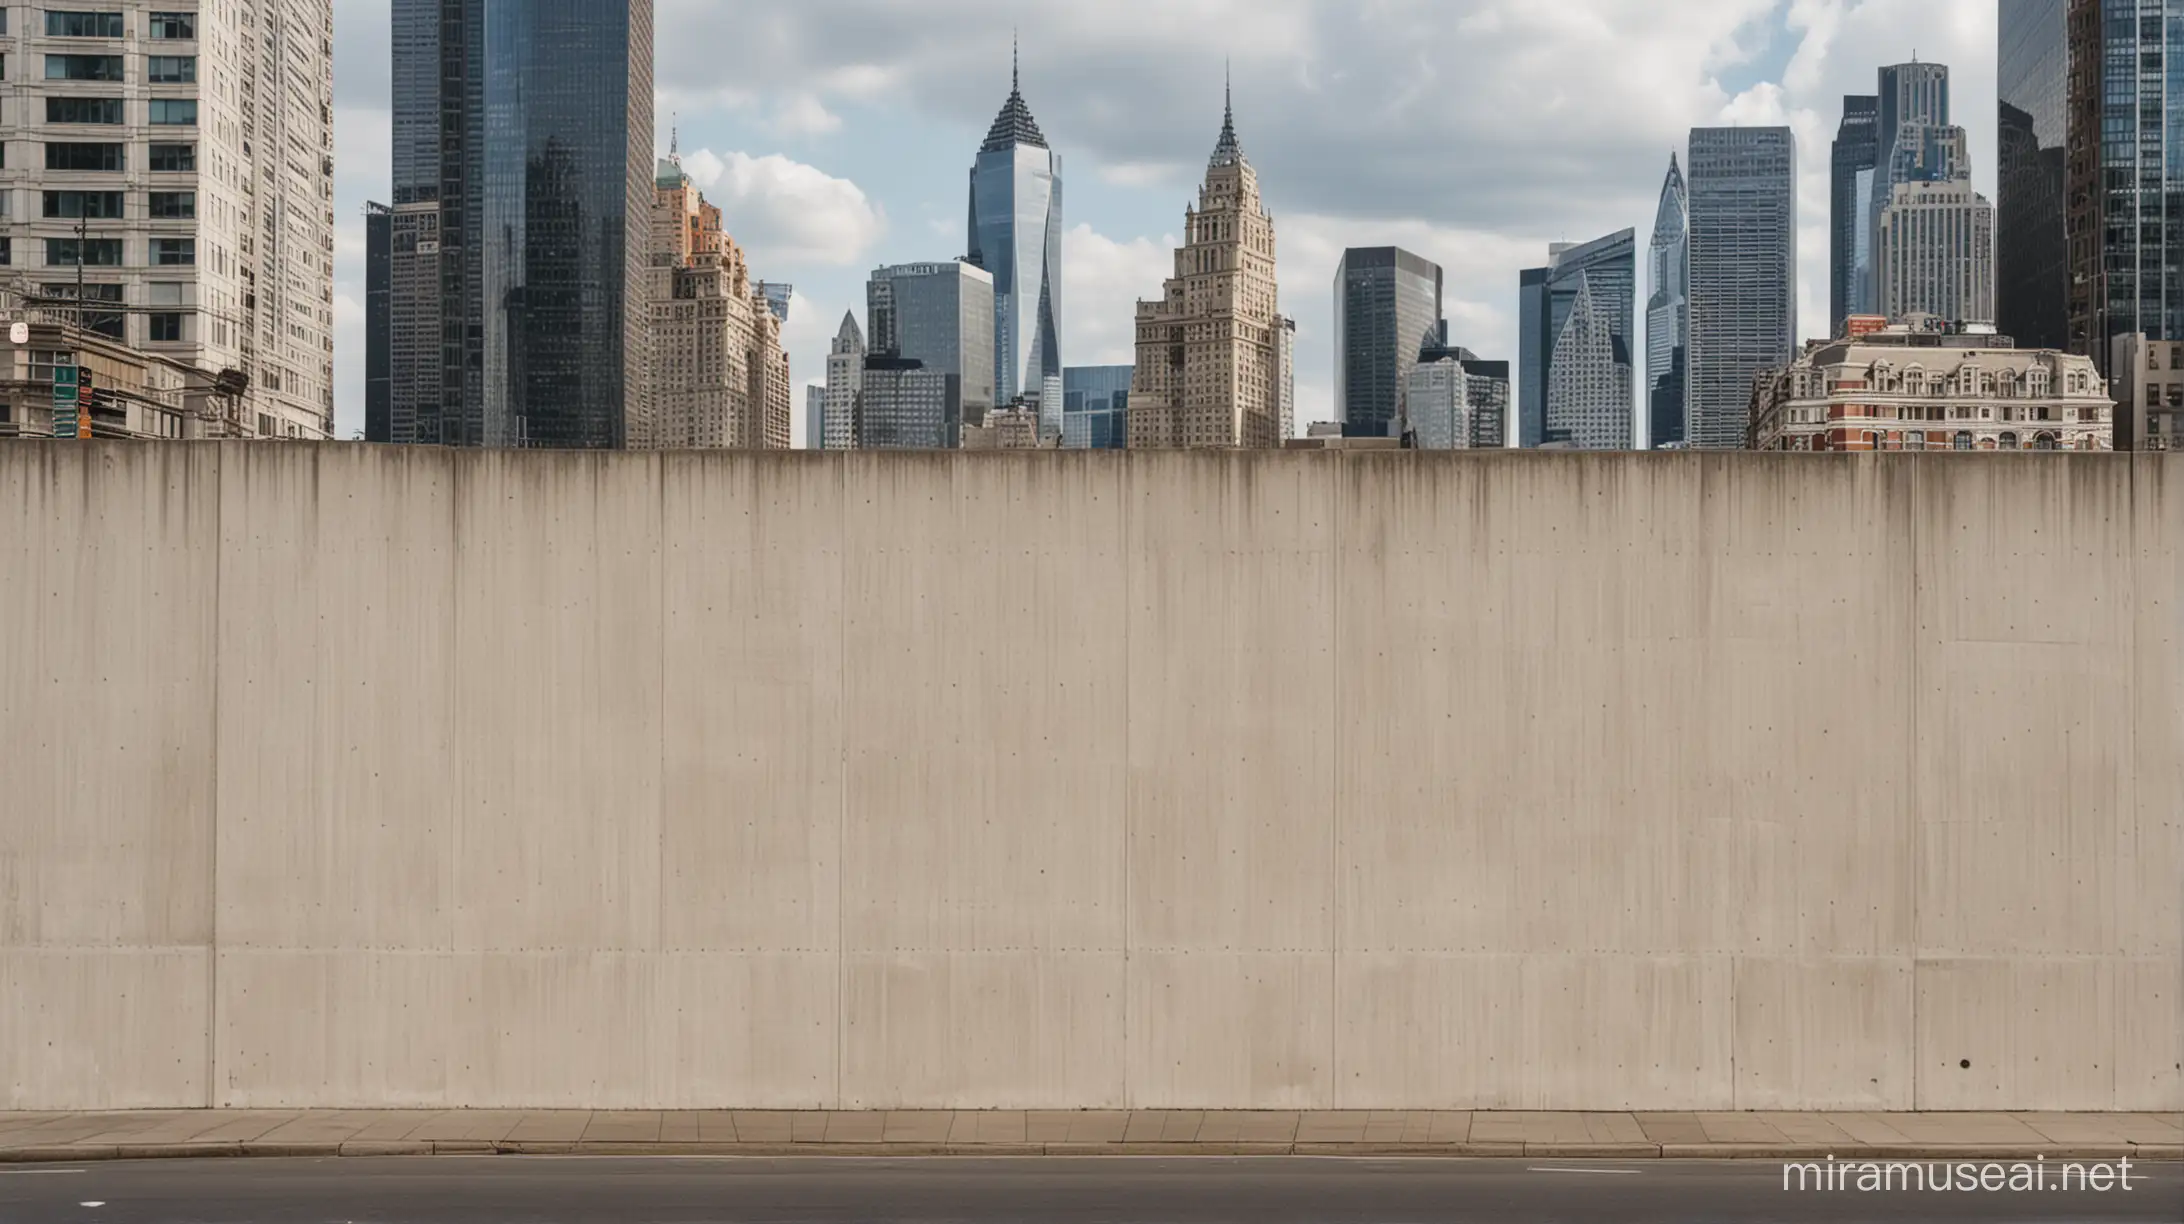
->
[74,214,87,331]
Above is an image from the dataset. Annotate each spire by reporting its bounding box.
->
[979,34,1049,152]
[1013,28,1020,94]
[669,116,680,166]
[1210,64,1242,166]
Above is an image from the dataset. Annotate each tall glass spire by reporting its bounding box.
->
[967,37,1064,423]
[1646,153,1689,448]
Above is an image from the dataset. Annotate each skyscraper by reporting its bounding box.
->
[367,204,393,443]
[1129,81,1289,449]
[863,261,996,448]
[1407,324,1508,450]
[1646,155,1690,448]
[643,155,790,449]
[1875,181,1996,326]
[1831,97,1880,337]
[1686,126,1796,450]
[823,312,865,451]
[390,1,654,447]
[806,385,827,450]
[967,42,1064,417]
[1062,366,1132,449]
[1517,229,1635,449]
[1997,0,2069,351]
[1861,62,1965,317]
[14,1,336,439]
[1334,247,1443,438]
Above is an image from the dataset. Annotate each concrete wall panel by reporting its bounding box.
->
[1129,951,1333,1108]
[1730,955,1914,1110]
[215,949,450,1107]
[1915,958,2116,1110]
[0,948,207,1109]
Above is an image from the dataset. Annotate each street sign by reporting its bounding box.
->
[52,366,80,439]
[76,367,95,438]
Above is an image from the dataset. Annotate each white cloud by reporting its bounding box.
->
[769,94,844,137]
[1060,224,1174,367]
[692,150,888,267]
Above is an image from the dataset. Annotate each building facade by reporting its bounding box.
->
[1061,364,1130,449]
[863,261,995,448]
[966,49,1063,416]
[822,311,864,451]
[1128,88,1289,449]
[805,384,825,450]
[1518,229,1635,449]
[1997,0,2070,351]
[1861,61,1960,316]
[1646,155,1689,448]
[1687,126,1797,449]
[2109,333,2184,451]
[1750,319,2112,451]
[1831,96,1880,337]
[641,156,789,449]
[389,0,653,448]
[1874,180,1997,326]
[366,203,392,442]
[4,0,335,438]
[1406,325,1508,450]
[1333,246,1442,438]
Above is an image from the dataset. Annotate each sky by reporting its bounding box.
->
[327,0,2000,444]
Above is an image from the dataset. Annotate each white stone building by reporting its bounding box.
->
[1875,179,1995,328]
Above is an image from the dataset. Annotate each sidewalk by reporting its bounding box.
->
[1,1110,2177,1162]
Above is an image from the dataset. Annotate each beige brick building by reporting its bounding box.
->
[640,156,789,450]
[1128,87,1291,448]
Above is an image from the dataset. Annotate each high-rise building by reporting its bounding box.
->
[641,155,790,449]
[1061,365,1131,449]
[1333,247,1443,438]
[967,43,1063,414]
[757,282,794,324]
[1686,126,1796,450]
[386,200,441,445]
[823,312,865,451]
[1128,83,1289,449]
[1406,323,1508,450]
[367,204,393,443]
[805,384,827,450]
[9,1,335,438]
[1831,97,1881,336]
[389,0,654,447]
[1860,62,1967,318]
[1517,229,1635,450]
[1996,0,2069,351]
[863,261,996,448]
[1646,155,1689,448]
[1874,180,1996,326]
[2110,333,2184,450]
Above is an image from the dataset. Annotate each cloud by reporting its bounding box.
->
[685,150,888,268]
[769,95,844,137]
[1061,224,1174,367]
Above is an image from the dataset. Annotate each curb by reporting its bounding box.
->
[0,1141,2173,1164]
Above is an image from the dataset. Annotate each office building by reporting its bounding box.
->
[863,261,995,448]
[1997,0,2070,351]
[1831,97,1880,336]
[1062,365,1131,449]
[2110,333,2184,451]
[7,0,335,439]
[641,156,790,450]
[1334,247,1443,438]
[1646,155,1689,448]
[1686,127,1796,450]
[389,0,654,447]
[1874,180,1996,326]
[1518,229,1635,449]
[822,312,864,451]
[366,204,393,443]
[385,200,441,445]
[967,44,1063,414]
[1750,317,2111,451]
[757,282,793,324]
[1863,63,1963,317]
[805,384,826,450]
[1129,83,1291,448]
[1406,323,1508,450]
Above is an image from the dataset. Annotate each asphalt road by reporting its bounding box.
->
[0,1157,2176,1223]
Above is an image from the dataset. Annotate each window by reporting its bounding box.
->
[1999,432,2019,450]
[0,238,10,267]
[147,142,193,171]
[45,142,124,171]
[43,190,124,218]
[147,11,194,38]
[46,237,123,267]
[148,312,184,342]
[147,191,194,219]
[151,237,194,265]
[45,96,123,124]
[45,11,125,38]
[145,55,195,83]
[148,99,197,125]
[45,54,124,81]
[1953,431,1973,451]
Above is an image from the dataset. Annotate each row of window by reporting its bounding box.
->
[0,236,196,266]
[30,11,195,39]
[45,93,194,123]
[41,141,196,170]
[37,188,195,218]
[44,53,194,81]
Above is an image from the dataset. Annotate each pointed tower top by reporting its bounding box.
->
[1013,28,1020,94]
[980,34,1049,153]
[1210,65,1242,166]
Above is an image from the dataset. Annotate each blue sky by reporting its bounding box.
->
[328,0,2000,443]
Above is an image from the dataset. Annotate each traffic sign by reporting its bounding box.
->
[53,366,80,438]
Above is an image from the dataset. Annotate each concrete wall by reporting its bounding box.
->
[1,444,2176,1112]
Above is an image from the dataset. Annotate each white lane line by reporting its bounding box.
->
[79,1202,105,1208]
[0,1168,87,1175]
[1526,1166,1643,1175]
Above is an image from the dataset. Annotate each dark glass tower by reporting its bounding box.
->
[1831,96,1879,336]
[1333,246,1443,438]
[1687,127,1796,451]
[1646,155,1688,448]
[1518,230,1635,449]
[366,203,392,443]
[1998,0,2069,351]
[967,44,1063,420]
[390,0,654,448]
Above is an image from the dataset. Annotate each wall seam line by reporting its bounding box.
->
[1908,454,1923,1111]
[837,455,848,1111]
[1121,455,1133,1111]
[1328,455,1341,1109]
[206,442,224,1108]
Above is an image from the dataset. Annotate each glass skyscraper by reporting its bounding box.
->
[1518,229,1635,449]
[1831,97,1880,336]
[1687,127,1796,450]
[2069,0,2184,374]
[1061,365,1131,449]
[1997,0,2069,351]
[1333,247,1444,438]
[863,261,996,449]
[966,50,1063,418]
[390,0,653,448]
[1646,155,1689,449]
[1861,63,1965,318]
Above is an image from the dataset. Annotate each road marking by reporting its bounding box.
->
[79,1202,105,1208]
[1526,1166,1643,1175]
[0,1169,86,1175]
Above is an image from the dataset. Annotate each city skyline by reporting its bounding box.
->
[329,1,2005,445]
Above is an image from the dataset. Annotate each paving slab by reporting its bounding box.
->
[408,1111,524,1142]
[821,1113,885,1143]
[1194,1111,1301,1143]
[581,1112,663,1143]
[1294,1111,1373,1143]
[1025,1110,1126,1143]
[253,1112,394,1144]
[503,1112,591,1143]
[947,1112,1027,1144]
[881,1112,955,1143]
[1633,1112,1710,1144]
[2013,1112,2184,1144]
